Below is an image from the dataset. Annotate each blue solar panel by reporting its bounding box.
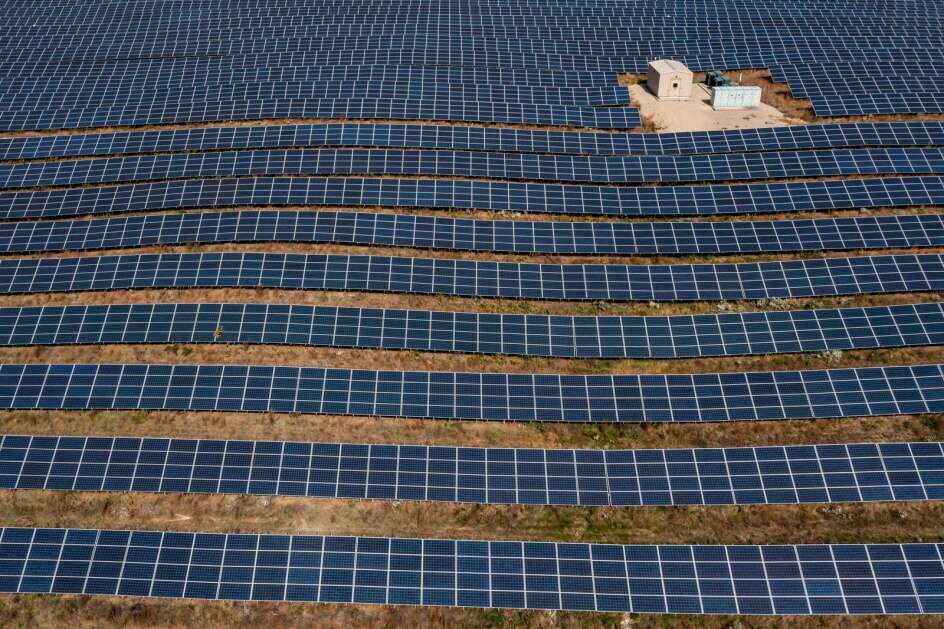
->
[0,301,941,359]
[0,64,615,89]
[0,83,633,109]
[0,252,938,301]
[1,527,942,614]
[2,147,940,187]
[2,122,941,160]
[0,362,941,422]
[2,435,941,506]
[2,211,939,255]
[0,99,641,132]
[2,176,941,220]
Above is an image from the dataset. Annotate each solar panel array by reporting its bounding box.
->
[0,252,940,301]
[3,122,942,160]
[4,211,941,255]
[2,527,943,614]
[1,362,942,423]
[4,0,944,618]
[0,301,941,359]
[2,435,942,507]
[4,147,942,187]
[3,176,944,220]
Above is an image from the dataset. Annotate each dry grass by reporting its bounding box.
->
[730,70,816,122]
[5,595,940,629]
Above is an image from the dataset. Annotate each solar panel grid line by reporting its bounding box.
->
[1,252,943,301]
[1,526,943,613]
[6,122,944,161]
[3,176,943,221]
[0,434,942,506]
[3,147,942,189]
[0,362,943,422]
[2,210,941,255]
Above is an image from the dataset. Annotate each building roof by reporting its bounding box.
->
[648,59,693,75]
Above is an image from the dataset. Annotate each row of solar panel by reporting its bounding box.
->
[2,434,943,506]
[10,26,944,54]
[13,32,940,53]
[779,72,938,101]
[0,301,940,359]
[7,9,938,28]
[0,100,641,131]
[4,211,939,255]
[0,65,617,89]
[6,4,937,20]
[0,252,940,301]
[4,147,940,188]
[810,94,944,118]
[5,17,939,39]
[0,362,941,422]
[3,176,940,220]
[7,18,943,39]
[7,15,937,35]
[6,36,940,65]
[4,45,939,80]
[3,122,942,161]
[769,60,940,85]
[3,527,942,614]
[3,52,937,94]
[0,83,632,110]
[3,21,936,41]
[2,48,936,78]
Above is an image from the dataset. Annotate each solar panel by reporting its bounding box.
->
[0,362,942,422]
[1,301,941,359]
[0,252,939,301]
[1,527,942,614]
[6,31,939,64]
[3,122,941,160]
[0,83,633,110]
[0,64,615,91]
[0,99,641,132]
[2,147,940,188]
[3,176,941,221]
[3,211,940,255]
[2,47,939,87]
[2,435,941,507]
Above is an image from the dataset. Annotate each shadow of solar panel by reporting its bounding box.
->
[2,211,940,255]
[1,527,941,614]
[0,362,941,422]
[1,435,940,507]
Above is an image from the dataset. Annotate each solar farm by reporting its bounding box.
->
[3,0,944,626]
